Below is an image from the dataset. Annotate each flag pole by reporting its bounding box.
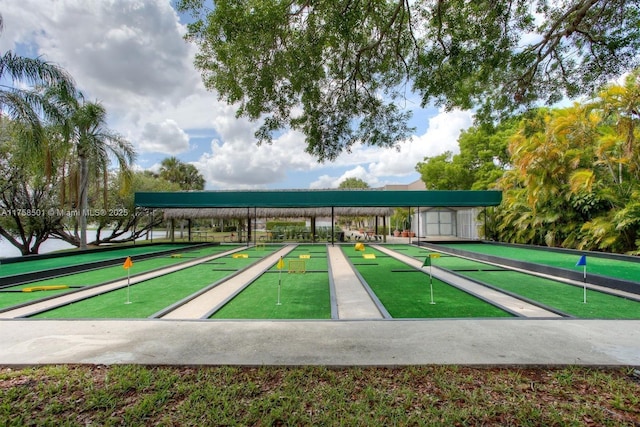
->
[277,268,282,306]
[123,256,133,305]
[429,263,435,305]
[126,268,131,305]
[583,264,587,304]
[276,256,283,305]
[423,255,435,305]
[576,255,587,304]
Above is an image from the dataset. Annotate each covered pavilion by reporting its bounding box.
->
[134,189,502,244]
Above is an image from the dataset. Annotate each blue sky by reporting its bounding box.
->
[1,0,474,190]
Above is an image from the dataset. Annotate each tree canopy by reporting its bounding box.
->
[338,177,369,189]
[416,119,515,190]
[0,15,76,157]
[492,70,640,252]
[158,156,206,190]
[178,0,640,161]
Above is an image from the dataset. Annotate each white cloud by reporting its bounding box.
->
[194,128,321,189]
[310,166,381,189]
[368,108,473,176]
[1,0,471,190]
[139,119,190,154]
[309,108,473,188]
[2,0,204,131]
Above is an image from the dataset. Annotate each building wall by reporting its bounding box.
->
[412,207,481,239]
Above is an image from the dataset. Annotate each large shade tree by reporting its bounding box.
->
[178,0,640,160]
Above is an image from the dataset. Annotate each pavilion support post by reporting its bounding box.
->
[417,206,420,242]
[188,219,192,242]
[382,216,387,242]
[408,206,412,244]
[132,211,136,245]
[331,207,335,246]
[246,208,251,247]
[171,219,175,242]
[484,207,488,240]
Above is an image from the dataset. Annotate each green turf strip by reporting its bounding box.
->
[387,244,640,318]
[342,247,512,319]
[267,245,329,272]
[30,247,282,319]
[0,243,199,278]
[210,272,331,319]
[0,246,233,310]
[30,263,239,318]
[438,243,640,283]
[211,244,330,319]
[458,270,640,319]
[25,247,279,318]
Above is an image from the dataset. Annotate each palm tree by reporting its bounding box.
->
[0,15,76,155]
[60,97,136,250]
[158,156,205,190]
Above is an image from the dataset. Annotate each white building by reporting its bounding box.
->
[383,180,483,240]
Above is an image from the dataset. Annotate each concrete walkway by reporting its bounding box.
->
[1,319,639,366]
[327,246,385,319]
[373,245,563,318]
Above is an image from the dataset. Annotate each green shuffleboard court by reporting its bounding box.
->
[342,245,513,318]
[437,243,640,283]
[211,245,331,319]
[0,243,198,278]
[385,244,640,319]
[29,246,281,319]
[432,257,640,319]
[0,246,233,311]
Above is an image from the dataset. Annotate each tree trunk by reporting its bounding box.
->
[78,152,89,250]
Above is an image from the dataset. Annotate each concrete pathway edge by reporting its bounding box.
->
[1,318,639,366]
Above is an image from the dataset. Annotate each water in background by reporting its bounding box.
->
[0,230,168,258]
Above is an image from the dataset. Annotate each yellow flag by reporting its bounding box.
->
[276,257,285,269]
[123,256,133,270]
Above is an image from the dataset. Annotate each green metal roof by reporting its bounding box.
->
[134,190,501,208]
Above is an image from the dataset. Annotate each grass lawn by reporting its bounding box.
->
[29,247,281,319]
[342,246,513,318]
[2,365,638,425]
[211,244,331,319]
[0,246,233,310]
